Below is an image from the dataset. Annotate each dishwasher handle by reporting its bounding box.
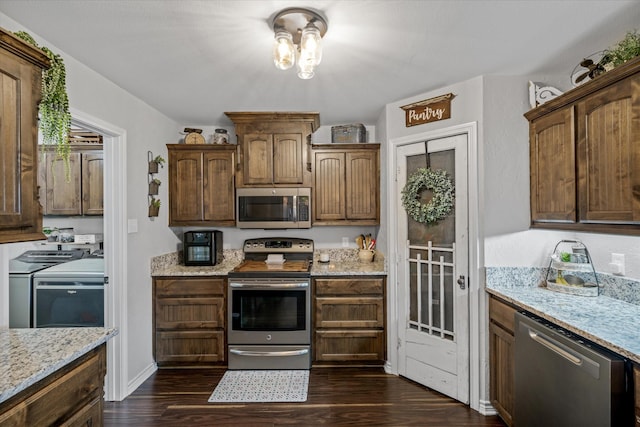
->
[528,328,582,365]
[519,318,601,379]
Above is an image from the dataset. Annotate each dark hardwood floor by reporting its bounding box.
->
[104,367,506,426]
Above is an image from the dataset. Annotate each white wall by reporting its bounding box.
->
[0,12,181,390]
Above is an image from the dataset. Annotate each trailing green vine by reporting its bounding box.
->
[13,30,72,179]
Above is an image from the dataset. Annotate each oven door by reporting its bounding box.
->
[228,278,310,345]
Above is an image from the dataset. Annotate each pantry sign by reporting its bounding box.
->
[400,93,455,127]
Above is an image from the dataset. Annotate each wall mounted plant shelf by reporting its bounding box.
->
[148,151,164,218]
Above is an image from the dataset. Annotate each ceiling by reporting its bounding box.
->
[0,1,638,127]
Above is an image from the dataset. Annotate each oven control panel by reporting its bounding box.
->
[243,238,314,254]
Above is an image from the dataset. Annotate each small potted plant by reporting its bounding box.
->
[602,30,640,70]
[148,155,165,174]
[148,178,161,195]
[149,198,161,217]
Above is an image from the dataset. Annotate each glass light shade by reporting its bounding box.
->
[297,50,315,79]
[300,23,322,66]
[273,30,295,70]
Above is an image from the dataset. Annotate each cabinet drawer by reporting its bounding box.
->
[314,330,385,362]
[156,330,225,364]
[0,347,104,426]
[489,296,516,334]
[315,278,384,296]
[61,397,102,427]
[316,296,383,328]
[155,277,225,297]
[156,297,224,329]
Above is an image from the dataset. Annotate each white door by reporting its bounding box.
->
[396,133,469,403]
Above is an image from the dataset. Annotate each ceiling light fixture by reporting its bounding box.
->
[271,7,328,80]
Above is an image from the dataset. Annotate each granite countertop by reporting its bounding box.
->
[151,249,387,277]
[486,269,640,364]
[0,327,118,404]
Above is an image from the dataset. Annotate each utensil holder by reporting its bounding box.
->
[358,249,375,263]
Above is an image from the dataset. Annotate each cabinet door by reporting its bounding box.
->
[243,133,273,185]
[0,38,46,243]
[314,151,346,221]
[346,150,379,220]
[82,152,104,215]
[273,133,304,184]
[489,296,516,426]
[203,150,235,223]
[489,321,514,427]
[529,107,576,223]
[169,150,203,223]
[313,146,380,225]
[577,75,640,224]
[634,365,640,427]
[45,152,82,215]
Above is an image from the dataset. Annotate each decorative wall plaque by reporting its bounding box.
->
[400,93,455,127]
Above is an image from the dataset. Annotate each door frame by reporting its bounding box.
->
[386,122,482,411]
[71,108,129,401]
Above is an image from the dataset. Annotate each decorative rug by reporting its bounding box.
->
[208,370,309,403]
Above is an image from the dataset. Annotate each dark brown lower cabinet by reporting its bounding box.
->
[635,365,640,426]
[489,295,516,427]
[153,277,226,366]
[313,276,386,365]
[0,344,105,426]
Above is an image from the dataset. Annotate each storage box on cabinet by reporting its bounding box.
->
[489,296,516,427]
[525,56,640,235]
[153,277,226,366]
[313,277,386,364]
[331,123,367,144]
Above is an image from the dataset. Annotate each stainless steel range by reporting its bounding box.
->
[227,237,313,370]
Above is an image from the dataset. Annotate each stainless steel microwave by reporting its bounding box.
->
[236,187,311,229]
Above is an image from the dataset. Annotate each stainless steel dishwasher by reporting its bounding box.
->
[514,312,632,427]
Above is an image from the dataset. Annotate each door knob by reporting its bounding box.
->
[457,275,466,290]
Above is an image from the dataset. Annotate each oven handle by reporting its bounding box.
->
[229,348,309,357]
[229,282,309,289]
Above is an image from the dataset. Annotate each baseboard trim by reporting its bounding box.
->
[127,362,157,396]
[478,399,497,416]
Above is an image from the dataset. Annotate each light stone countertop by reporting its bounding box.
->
[486,267,640,364]
[151,249,387,277]
[0,327,118,404]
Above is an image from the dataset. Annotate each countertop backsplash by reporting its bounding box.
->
[486,266,640,306]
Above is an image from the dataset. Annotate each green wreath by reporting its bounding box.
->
[401,168,455,224]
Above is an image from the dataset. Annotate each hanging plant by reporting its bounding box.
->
[401,168,455,225]
[13,31,72,177]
